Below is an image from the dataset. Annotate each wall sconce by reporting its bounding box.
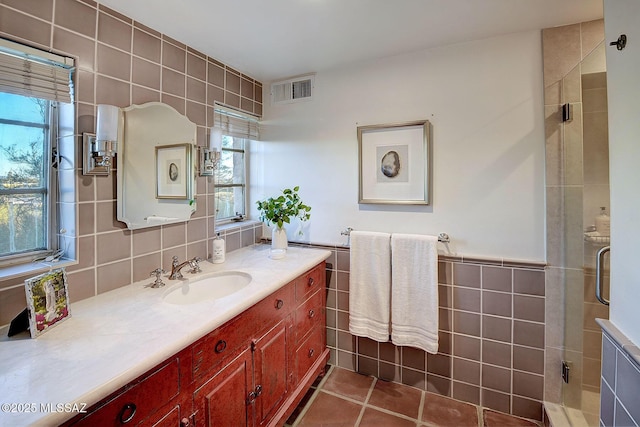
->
[83,104,120,176]
[198,126,223,176]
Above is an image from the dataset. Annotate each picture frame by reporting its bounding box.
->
[24,268,71,338]
[357,120,431,205]
[155,143,193,200]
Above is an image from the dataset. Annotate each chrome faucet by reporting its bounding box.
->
[169,256,198,280]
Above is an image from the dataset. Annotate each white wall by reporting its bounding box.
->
[604,0,640,346]
[251,30,546,262]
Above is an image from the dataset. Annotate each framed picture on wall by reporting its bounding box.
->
[357,120,431,205]
[24,268,71,338]
[155,143,193,200]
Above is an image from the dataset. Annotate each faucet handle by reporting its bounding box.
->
[190,257,202,274]
[148,268,166,288]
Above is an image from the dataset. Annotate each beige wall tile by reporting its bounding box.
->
[162,40,186,72]
[55,0,97,38]
[133,27,161,62]
[53,27,95,72]
[1,0,53,20]
[162,67,185,97]
[0,286,28,326]
[132,252,161,283]
[96,74,130,106]
[98,11,132,52]
[96,230,131,264]
[581,19,605,59]
[542,24,581,87]
[66,269,96,303]
[132,85,160,104]
[162,223,186,248]
[96,259,131,294]
[97,43,131,81]
[0,6,52,47]
[132,57,161,89]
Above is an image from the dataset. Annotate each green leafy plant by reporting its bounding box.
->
[256,186,311,229]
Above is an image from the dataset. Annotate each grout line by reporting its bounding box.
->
[417,389,426,423]
[290,365,334,427]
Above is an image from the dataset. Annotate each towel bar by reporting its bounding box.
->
[340,228,451,243]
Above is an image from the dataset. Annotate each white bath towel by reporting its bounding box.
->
[349,231,392,342]
[391,233,439,354]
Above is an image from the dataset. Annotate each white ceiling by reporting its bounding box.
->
[97,0,603,82]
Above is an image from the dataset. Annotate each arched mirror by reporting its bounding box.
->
[116,102,197,229]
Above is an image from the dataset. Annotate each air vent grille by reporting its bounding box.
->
[271,74,314,105]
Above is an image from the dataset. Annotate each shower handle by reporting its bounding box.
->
[595,245,610,306]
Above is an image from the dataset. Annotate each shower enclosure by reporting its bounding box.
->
[543,20,610,427]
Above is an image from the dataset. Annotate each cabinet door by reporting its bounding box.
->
[253,320,289,427]
[193,349,252,427]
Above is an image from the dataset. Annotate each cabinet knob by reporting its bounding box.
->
[214,340,227,353]
[308,309,315,319]
[307,277,315,287]
[255,385,262,396]
[308,348,315,358]
[118,402,137,424]
[180,417,191,427]
[275,299,284,310]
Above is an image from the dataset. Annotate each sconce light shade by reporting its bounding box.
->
[96,104,119,142]
[209,126,223,152]
[83,104,120,176]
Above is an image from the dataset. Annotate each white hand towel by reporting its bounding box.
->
[349,231,391,342]
[391,233,439,354]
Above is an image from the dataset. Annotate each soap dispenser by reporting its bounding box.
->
[212,233,226,264]
[595,207,610,236]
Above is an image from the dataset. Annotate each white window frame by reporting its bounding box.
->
[0,38,75,277]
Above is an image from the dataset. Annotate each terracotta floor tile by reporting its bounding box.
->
[421,392,479,427]
[297,391,363,427]
[322,367,375,402]
[367,380,422,419]
[359,407,418,427]
[483,409,540,427]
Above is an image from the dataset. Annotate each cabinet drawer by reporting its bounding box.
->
[193,315,250,381]
[294,327,324,383]
[294,289,324,343]
[71,358,180,426]
[193,281,294,381]
[295,262,325,303]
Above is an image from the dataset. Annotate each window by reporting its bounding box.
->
[215,135,247,221]
[0,38,74,265]
[0,93,54,258]
[212,105,259,222]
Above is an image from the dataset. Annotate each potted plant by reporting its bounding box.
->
[256,186,311,251]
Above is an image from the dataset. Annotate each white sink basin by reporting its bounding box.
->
[163,271,252,305]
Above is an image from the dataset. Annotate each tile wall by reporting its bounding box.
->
[320,245,547,422]
[599,320,640,427]
[0,0,263,325]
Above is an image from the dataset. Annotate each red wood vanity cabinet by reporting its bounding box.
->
[63,261,328,427]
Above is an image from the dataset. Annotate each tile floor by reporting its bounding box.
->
[286,366,541,427]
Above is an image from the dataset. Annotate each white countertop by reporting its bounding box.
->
[0,245,331,427]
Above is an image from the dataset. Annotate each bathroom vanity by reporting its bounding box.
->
[0,245,330,427]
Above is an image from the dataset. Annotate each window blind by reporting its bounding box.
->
[0,38,74,103]
[213,104,260,140]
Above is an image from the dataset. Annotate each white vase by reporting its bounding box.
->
[271,227,288,250]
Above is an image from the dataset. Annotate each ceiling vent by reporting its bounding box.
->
[271,74,314,105]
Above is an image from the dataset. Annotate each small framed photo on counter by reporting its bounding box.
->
[24,268,71,338]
